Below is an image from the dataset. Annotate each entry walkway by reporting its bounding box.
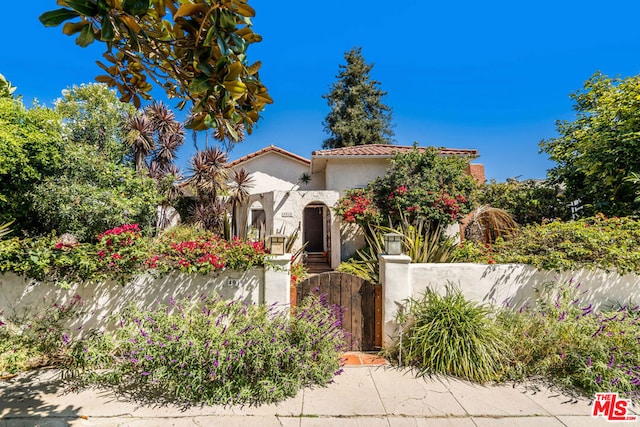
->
[0,365,622,426]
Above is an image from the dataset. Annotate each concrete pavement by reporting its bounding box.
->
[0,364,626,426]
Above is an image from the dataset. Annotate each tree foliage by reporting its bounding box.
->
[29,152,162,241]
[540,72,640,217]
[0,82,163,239]
[0,73,16,98]
[40,0,272,138]
[0,96,64,226]
[55,83,136,162]
[322,47,394,149]
[477,178,570,225]
[29,85,163,240]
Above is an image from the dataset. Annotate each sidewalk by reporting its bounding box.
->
[0,357,622,426]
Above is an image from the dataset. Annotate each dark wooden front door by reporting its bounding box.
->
[295,272,381,351]
[303,206,324,252]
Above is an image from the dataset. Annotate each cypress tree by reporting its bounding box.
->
[322,47,394,149]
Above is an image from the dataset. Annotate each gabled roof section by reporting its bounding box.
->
[312,144,478,158]
[227,145,311,168]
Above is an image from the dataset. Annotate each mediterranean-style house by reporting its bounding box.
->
[227,144,485,271]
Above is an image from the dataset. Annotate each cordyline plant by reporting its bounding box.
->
[40,0,272,137]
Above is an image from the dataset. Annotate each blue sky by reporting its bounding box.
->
[3,1,640,181]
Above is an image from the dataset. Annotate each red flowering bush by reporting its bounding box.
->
[0,225,273,285]
[335,147,476,229]
[95,224,150,283]
[159,234,269,274]
[434,193,468,221]
[334,189,380,224]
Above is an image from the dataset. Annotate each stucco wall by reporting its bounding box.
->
[0,256,291,335]
[408,263,640,310]
[267,190,341,268]
[379,257,640,347]
[340,223,365,261]
[230,152,321,193]
[324,158,390,196]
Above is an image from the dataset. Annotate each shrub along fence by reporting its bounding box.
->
[379,255,640,347]
[0,255,290,335]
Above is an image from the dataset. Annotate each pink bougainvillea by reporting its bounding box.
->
[334,189,380,224]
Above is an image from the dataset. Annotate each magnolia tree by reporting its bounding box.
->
[40,0,271,140]
[335,147,477,229]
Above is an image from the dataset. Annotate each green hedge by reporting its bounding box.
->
[455,215,640,274]
[0,224,270,285]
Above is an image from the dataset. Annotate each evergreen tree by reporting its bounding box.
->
[322,47,394,149]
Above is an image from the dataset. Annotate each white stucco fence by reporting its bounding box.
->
[0,255,290,335]
[380,255,640,347]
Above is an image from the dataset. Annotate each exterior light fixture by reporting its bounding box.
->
[383,233,403,255]
[268,234,286,255]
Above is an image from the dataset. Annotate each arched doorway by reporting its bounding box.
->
[303,203,332,273]
[249,201,266,241]
[303,204,326,253]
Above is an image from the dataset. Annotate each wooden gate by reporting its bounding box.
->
[295,272,381,351]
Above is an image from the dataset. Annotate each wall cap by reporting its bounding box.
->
[378,254,412,264]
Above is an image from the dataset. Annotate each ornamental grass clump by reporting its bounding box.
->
[500,281,640,399]
[68,294,346,406]
[390,288,508,383]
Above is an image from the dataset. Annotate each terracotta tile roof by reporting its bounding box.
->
[312,144,478,158]
[227,145,311,167]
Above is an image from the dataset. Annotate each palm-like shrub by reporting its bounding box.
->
[228,168,254,238]
[464,205,519,244]
[391,288,508,383]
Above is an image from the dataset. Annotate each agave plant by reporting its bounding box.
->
[377,219,458,263]
[337,225,384,283]
[338,218,458,283]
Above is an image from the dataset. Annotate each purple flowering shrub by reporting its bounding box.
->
[501,281,640,398]
[0,295,82,374]
[69,295,346,406]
